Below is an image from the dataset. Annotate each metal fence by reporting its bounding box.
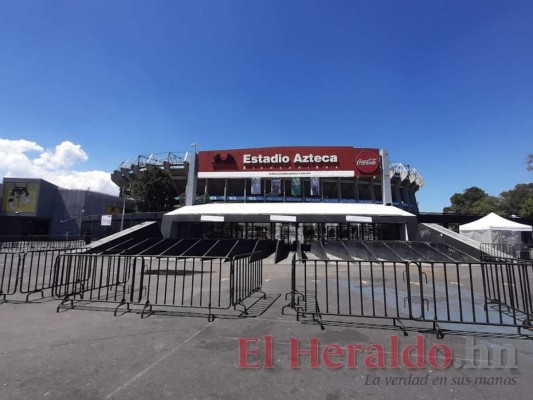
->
[1,249,84,302]
[0,237,87,252]
[480,243,533,261]
[19,249,85,301]
[53,254,134,306]
[483,260,533,321]
[284,256,533,336]
[138,255,232,318]
[232,252,264,313]
[1,253,21,300]
[53,252,264,320]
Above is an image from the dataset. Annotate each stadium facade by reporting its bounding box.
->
[112,146,424,243]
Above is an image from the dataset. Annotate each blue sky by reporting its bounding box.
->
[0,0,531,211]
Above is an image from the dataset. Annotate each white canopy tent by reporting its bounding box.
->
[459,213,532,245]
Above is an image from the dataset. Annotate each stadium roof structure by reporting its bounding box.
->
[165,203,415,218]
[161,202,418,239]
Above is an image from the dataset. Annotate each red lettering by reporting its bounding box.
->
[428,344,453,369]
[402,336,426,369]
[322,344,344,369]
[389,335,400,368]
[347,344,364,368]
[239,338,261,369]
[290,338,320,368]
[264,335,274,369]
[364,344,386,369]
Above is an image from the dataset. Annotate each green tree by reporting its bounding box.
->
[520,195,533,218]
[470,196,501,215]
[443,187,497,214]
[130,168,178,212]
[499,183,533,216]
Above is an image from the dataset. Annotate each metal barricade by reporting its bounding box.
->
[232,252,265,313]
[19,248,84,302]
[138,256,232,319]
[481,243,533,262]
[53,252,264,320]
[0,238,86,252]
[482,261,533,324]
[285,257,533,336]
[53,254,134,310]
[0,253,20,300]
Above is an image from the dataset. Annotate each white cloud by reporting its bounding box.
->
[0,139,43,153]
[34,141,88,170]
[0,138,119,195]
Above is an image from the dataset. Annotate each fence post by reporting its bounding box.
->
[229,257,235,308]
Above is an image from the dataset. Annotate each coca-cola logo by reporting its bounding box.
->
[356,159,377,166]
[355,151,380,173]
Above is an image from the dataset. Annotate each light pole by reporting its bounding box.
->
[120,185,130,231]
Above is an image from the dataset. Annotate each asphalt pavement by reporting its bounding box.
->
[1,260,532,400]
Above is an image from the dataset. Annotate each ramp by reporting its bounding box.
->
[407,242,456,263]
[361,241,404,262]
[344,241,375,261]
[323,241,352,260]
[384,241,428,261]
[416,223,481,261]
[88,222,162,253]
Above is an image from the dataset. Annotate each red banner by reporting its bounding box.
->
[198,147,381,178]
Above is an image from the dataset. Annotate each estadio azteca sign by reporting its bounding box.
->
[198,147,381,178]
[243,153,338,164]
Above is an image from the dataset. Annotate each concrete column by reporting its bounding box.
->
[185,151,197,207]
[380,149,393,206]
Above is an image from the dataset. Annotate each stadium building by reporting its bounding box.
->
[0,177,135,237]
[112,146,424,244]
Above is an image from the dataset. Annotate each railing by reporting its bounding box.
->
[483,260,533,320]
[0,253,21,300]
[53,254,135,306]
[232,252,264,313]
[19,249,85,301]
[53,252,264,320]
[138,256,233,318]
[480,243,533,262]
[0,248,85,302]
[285,257,533,336]
[0,236,88,252]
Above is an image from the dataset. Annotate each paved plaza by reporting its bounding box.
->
[1,260,532,400]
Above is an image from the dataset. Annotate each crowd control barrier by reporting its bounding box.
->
[284,256,532,337]
[53,252,265,320]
